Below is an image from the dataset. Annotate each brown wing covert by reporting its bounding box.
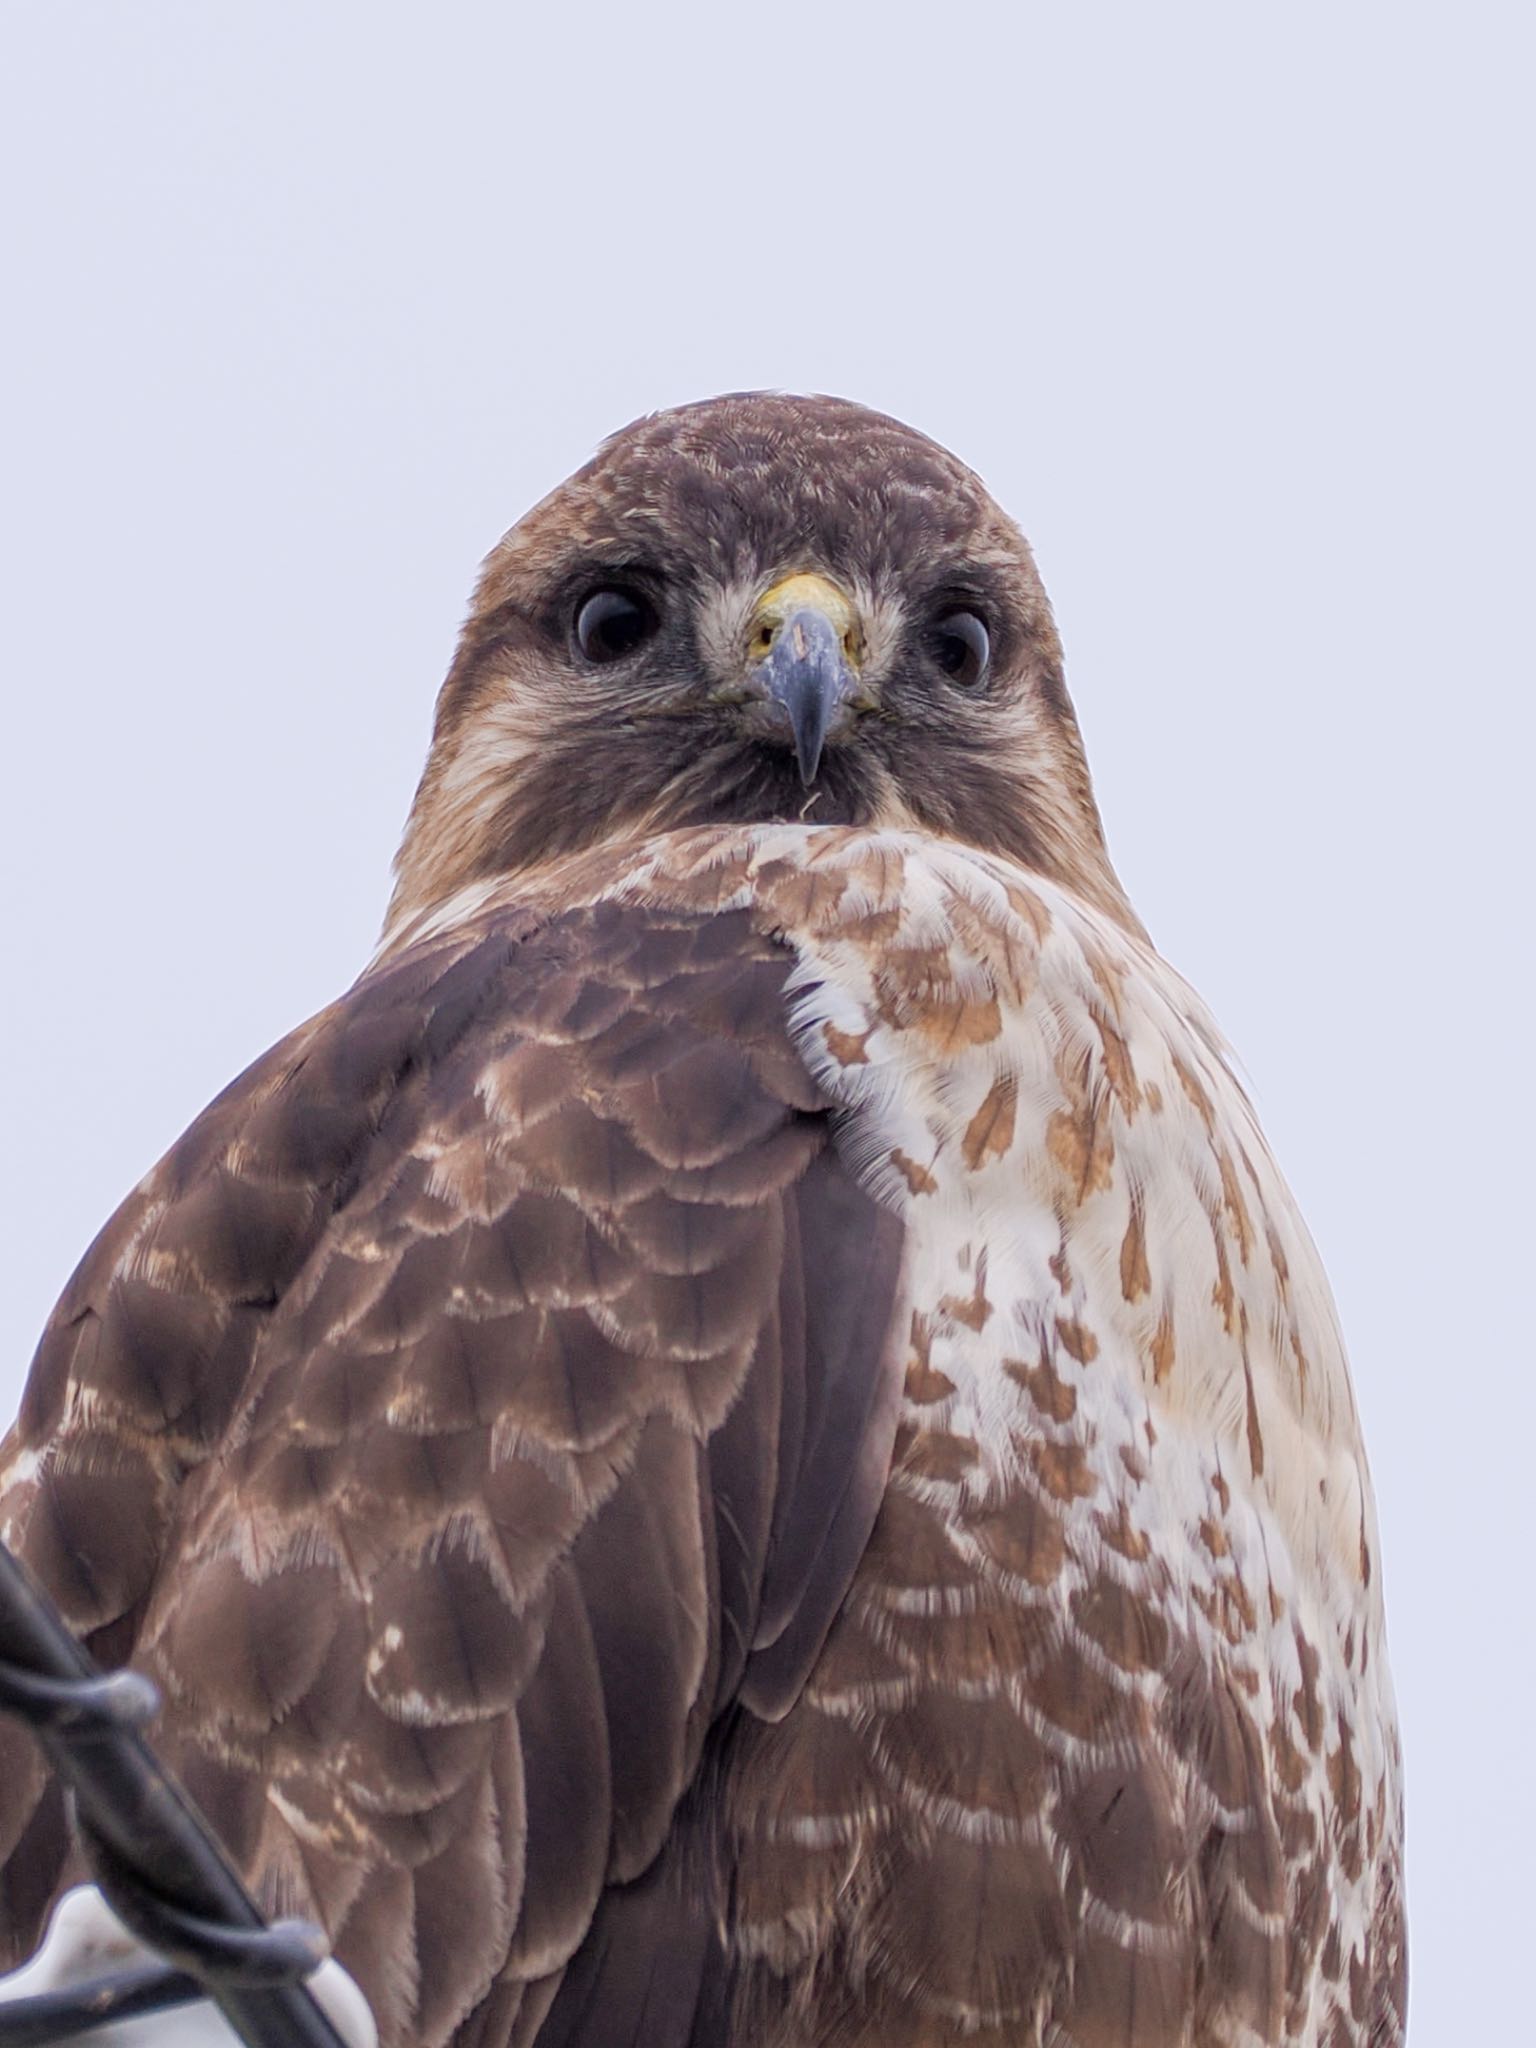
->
[0,898,907,2048]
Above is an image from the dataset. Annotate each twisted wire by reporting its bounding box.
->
[0,1539,350,2048]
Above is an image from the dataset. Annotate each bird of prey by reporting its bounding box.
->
[0,395,1405,2047]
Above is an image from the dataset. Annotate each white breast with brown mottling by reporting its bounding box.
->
[604,825,1402,2043]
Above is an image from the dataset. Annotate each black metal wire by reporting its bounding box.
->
[0,1961,203,2046]
[0,1538,352,2048]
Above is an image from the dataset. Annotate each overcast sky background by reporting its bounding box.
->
[1,5,1529,2037]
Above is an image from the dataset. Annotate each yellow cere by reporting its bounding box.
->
[749,573,864,664]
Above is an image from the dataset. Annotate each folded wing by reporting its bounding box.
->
[0,897,907,2048]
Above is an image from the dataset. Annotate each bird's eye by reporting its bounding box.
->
[574,587,659,664]
[928,609,991,688]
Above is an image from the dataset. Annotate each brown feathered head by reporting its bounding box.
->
[386,393,1135,940]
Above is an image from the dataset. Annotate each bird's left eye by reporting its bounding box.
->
[928,609,991,688]
[574,586,660,664]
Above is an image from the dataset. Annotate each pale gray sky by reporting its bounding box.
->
[1,4,1529,2038]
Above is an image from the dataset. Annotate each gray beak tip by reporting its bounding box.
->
[756,607,856,786]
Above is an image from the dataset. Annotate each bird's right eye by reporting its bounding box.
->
[573,587,659,664]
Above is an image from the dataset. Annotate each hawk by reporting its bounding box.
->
[0,395,1405,2047]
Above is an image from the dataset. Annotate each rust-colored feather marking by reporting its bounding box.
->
[961,1073,1018,1170]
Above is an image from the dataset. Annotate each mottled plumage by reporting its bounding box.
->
[0,396,1404,2046]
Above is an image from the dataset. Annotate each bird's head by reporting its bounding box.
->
[386,393,1138,938]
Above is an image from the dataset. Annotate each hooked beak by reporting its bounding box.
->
[743,573,864,785]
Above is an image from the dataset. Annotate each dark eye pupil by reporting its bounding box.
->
[931,609,990,686]
[575,587,657,663]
